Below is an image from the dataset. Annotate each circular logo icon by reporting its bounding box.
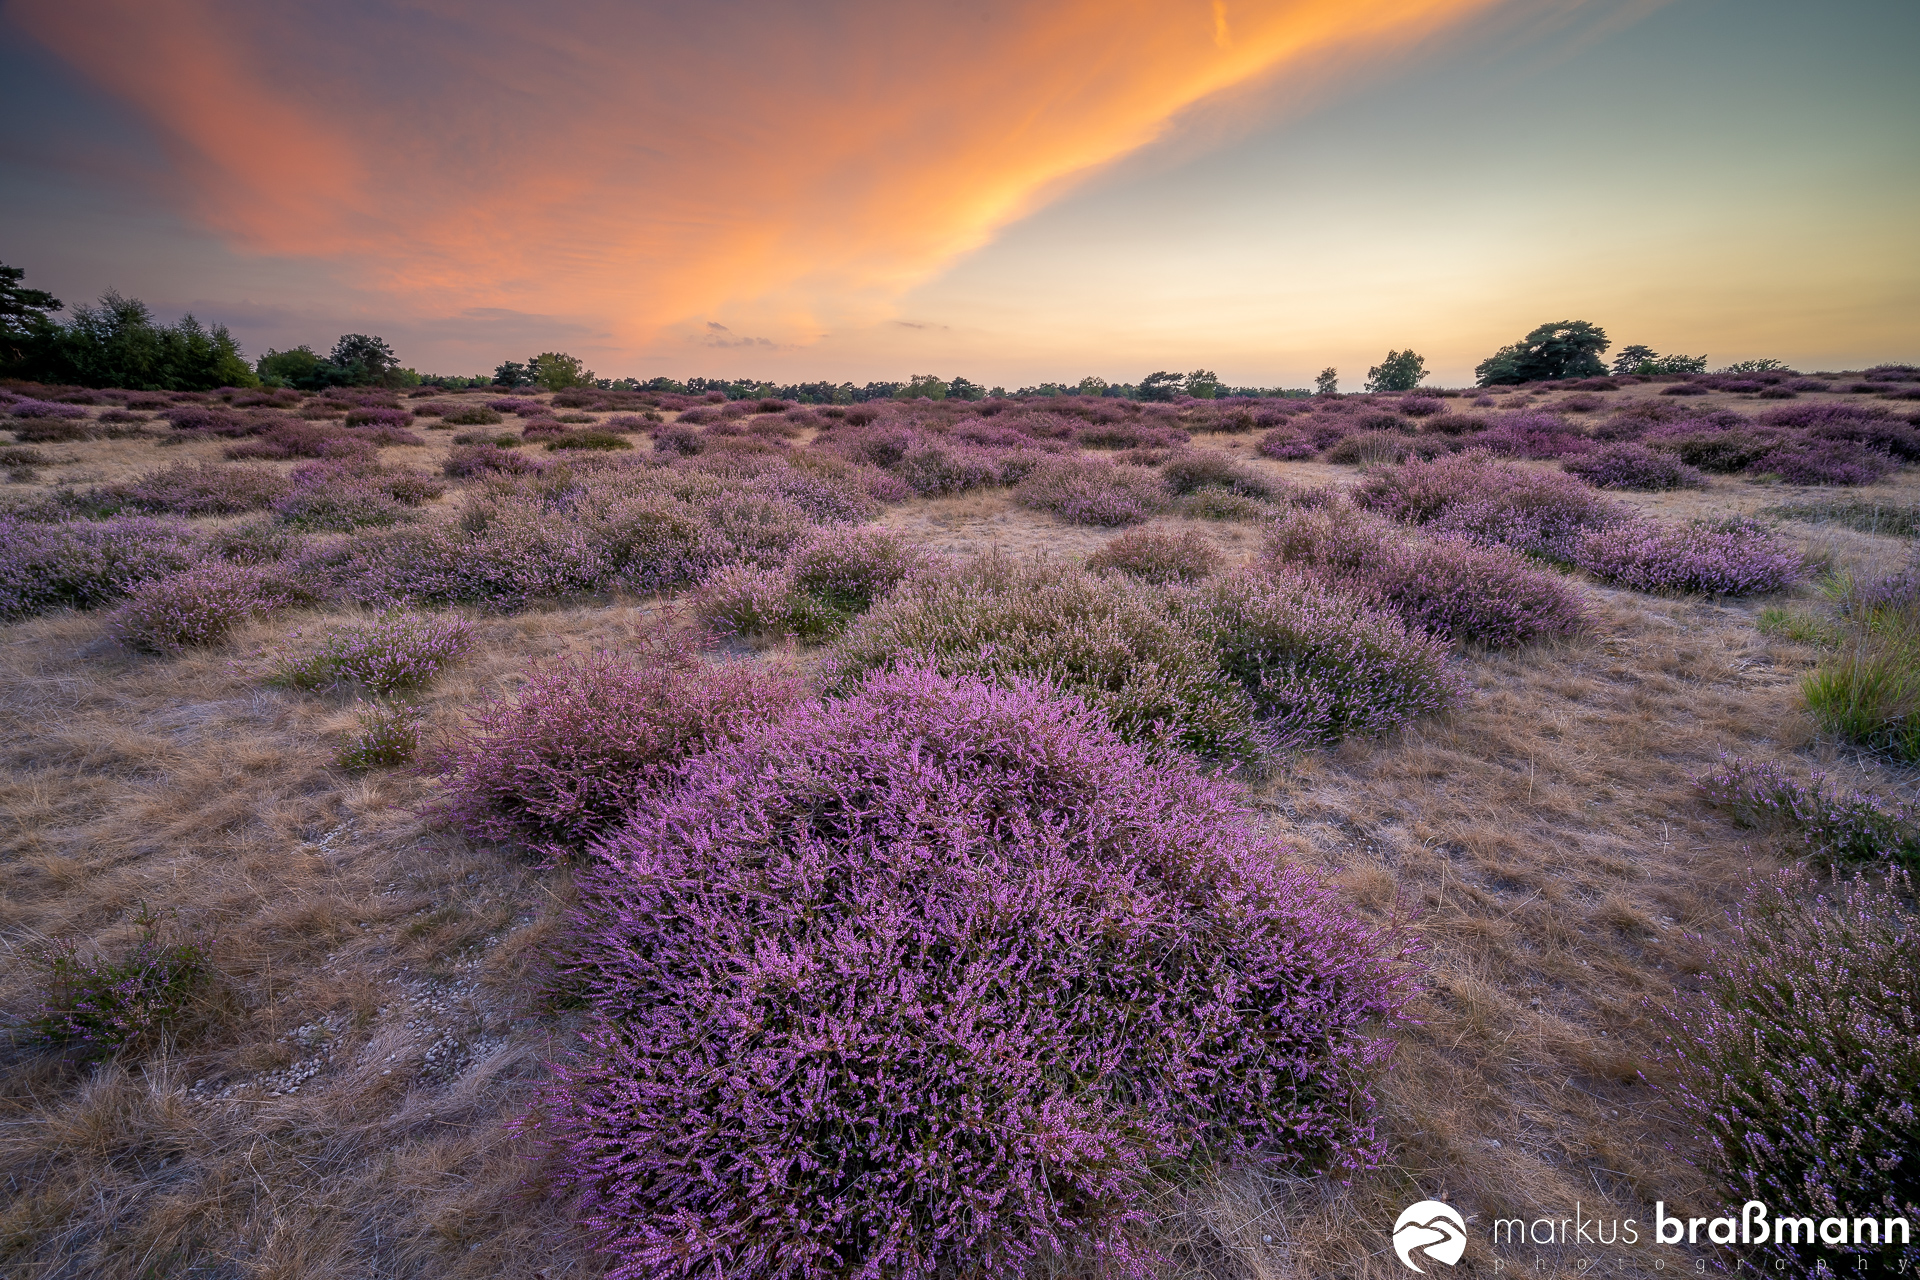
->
[1393,1200,1467,1273]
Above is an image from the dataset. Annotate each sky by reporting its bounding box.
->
[2,0,1915,389]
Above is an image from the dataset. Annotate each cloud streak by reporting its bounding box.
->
[14,0,1513,351]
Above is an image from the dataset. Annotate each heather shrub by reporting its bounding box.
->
[1086,528,1221,583]
[1573,516,1805,596]
[0,515,204,618]
[30,908,210,1056]
[690,564,838,640]
[788,524,928,614]
[10,398,89,420]
[1466,411,1594,459]
[1659,382,1710,396]
[830,553,1257,759]
[112,563,307,651]
[551,667,1415,1278]
[1354,450,1624,561]
[1643,421,1786,472]
[337,700,421,771]
[1752,438,1898,486]
[273,611,475,695]
[1563,442,1708,490]
[343,407,412,429]
[1262,507,1587,648]
[442,404,504,426]
[1660,869,1919,1279]
[444,442,543,477]
[1696,756,1918,867]
[10,418,96,443]
[1183,566,1460,751]
[1325,430,1442,466]
[224,420,373,461]
[272,481,413,531]
[1400,395,1446,417]
[546,430,633,452]
[1161,450,1272,497]
[1255,427,1317,460]
[489,397,547,415]
[1014,456,1169,526]
[1172,489,1282,522]
[432,650,804,852]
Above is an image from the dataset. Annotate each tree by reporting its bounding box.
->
[531,351,595,391]
[1314,368,1340,396]
[1364,350,1426,393]
[1474,320,1610,386]
[14,291,256,389]
[1610,344,1657,376]
[947,376,986,401]
[257,345,334,389]
[0,261,62,365]
[1138,370,1183,402]
[493,360,532,388]
[1076,375,1109,396]
[897,374,949,400]
[1610,345,1706,376]
[1717,358,1788,374]
[328,334,398,385]
[1184,370,1221,399]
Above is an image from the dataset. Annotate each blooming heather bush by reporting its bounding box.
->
[1263,506,1586,648]
[1324,431,1442,466]
[550,667,1415,1279]
[1563,442,1708,490]
[272,481,414,531]
[1255,427,1317,460]
[113,563,307,651]
[1161,450,1272,497]
[1399,395,1446,418]
[690,564,837,640]
[337,700,421,771]
[649,423,704,456]
[1354,450,1625,562]
[1752,438,1898,486]
[10,398,89,420]
[0,515,205,618]
[830,552,1257,758]
[444,442,543,477]
[1014,455,1169,526]
[442,404,504,427]
[1574,516,1804,596]
[30,910,209,1056]
[1660,868,1919,1279]
[788,524,927,614]
[433,650,804,852]
[1171,489,1279,522]
[1086,528,1221,583]
[488,397,548,415]
[274,611,475,695]
[1696,755,1919,867]
[1188,568,1460,750]
[224,420,374,461]
[207,520,297,565]
[1643,421,1787,473]
[343,407,413,429]
[1465,411,1594,459]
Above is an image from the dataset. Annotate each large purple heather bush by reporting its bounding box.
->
[1695,755,1919,868]
[1563,442,1708,491]
[432,649,805,853]
[273,611,476,695]
[543,667,1418,1280]
[1660,868,1919,1280]
[1353,450,1625,561]
[112,563,310,651]
[1013,455,1170,526]
[1262,505,1587,648]
[0,515,205,619]
[1189,567,1461,750]
[1573,516,1804,596]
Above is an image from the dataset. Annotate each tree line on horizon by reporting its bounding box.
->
[3,260,1793,399]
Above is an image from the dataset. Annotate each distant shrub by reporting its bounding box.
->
[206,520,296,565]
[1641,421,1786,473]
[489,398,547,416]
[442,405,504,426]
[1466,412,1594,459]
[1400,396,1447,418]
[546,431,633,452]
[1263,507,1587,648]
[343,407,412,429]
[1659,382,1710,396]
[0,515,204,618]
[444,442,543,477]
[30,908,209,1055]
[1696,755,1918,867]
[830,552,1257,758]
[224,420,372,461]
[1172,489,1281,522]
[1190,567,1460,751]
[1564,442,1708,490]
[272,481,412,532]
[1014,455,1168,526]
[337,700,421,771]
[1161,450,1272,497]
[1256,427,1317,460]
[1574,517,1804,596]
[10,399,88,420]
[116,563,309,652]
[600,413,660,432]
[1660,868,1920,1280]
[273,611,475,695]
[1325,431,1446,466]
[549,666,1414,1278]
[789,525,927,614]
[1354,450,1624,561]
[1086,528,1221,583]
[10,418,96,443]
[1752,438,1898,486]
[432,650,804,852]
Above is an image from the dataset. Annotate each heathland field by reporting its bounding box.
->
[2,371,1917,1279]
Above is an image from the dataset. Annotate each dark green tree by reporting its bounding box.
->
[1364,349,1426,392]
[1138,370,1183,401]
[1610,344,1657,376]
[947,376,986,401]
[1184,369,1221,399]
[1314,367,1340,396]
[493,360,531,388]
[328,334,398,386]
[257,345,337,389]
[19,291,256,389]
[1474,320,1610,386]
[0,261,63,365]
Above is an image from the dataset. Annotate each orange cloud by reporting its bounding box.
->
[15,0,1511,348]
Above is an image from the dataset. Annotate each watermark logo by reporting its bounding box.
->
[1394,1200,1468,1273]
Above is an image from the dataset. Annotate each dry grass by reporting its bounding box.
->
[2,400,1916,1277]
